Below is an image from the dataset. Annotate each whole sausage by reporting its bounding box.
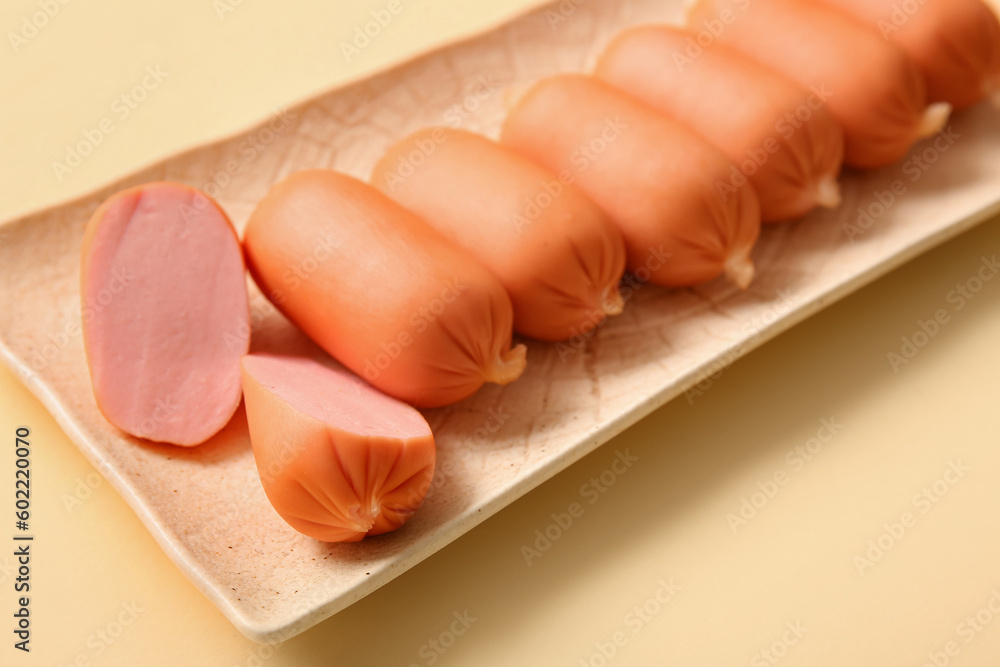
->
[595,24,845,223]
[812,0,1000,110]
[243,169,526,408]
[687,0,952,168]
[372,128,627,341]
[501,74,761,289]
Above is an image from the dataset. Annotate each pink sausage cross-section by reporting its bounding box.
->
[80,182,250,446]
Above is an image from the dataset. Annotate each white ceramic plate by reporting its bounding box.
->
[1,0,999,643]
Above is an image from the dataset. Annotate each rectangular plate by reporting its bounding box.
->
[2,0,999,643]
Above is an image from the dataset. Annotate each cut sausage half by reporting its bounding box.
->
[80,182,249,446]
[241,353,436,542]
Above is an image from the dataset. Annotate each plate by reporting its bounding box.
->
[1,0,999,643]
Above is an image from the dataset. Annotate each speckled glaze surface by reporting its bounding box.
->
[1,0,999,643]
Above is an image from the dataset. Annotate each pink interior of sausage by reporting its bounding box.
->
[82,183,248,445]
[241,354,430,438]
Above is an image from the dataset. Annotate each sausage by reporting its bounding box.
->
[500,74,761,289]
[80,182,249,446]
[812,0,1000,110]
[686,0,952,168]
[595,24,845,223]
[371,128,627,342]
[242,169,526,408]
[241,353,435,542]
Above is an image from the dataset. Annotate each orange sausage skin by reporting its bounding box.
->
[687,0,948,168]
[595,25,845,223]
[372,128,627,342]
[241,354,435,543]
[813,0,1000,110]
[501,74,761,289]
[243,170,526,408]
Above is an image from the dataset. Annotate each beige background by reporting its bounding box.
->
[2,0,1000,665]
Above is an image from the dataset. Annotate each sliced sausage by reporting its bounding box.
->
[80,182,249,446]
[241,353,435,542]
